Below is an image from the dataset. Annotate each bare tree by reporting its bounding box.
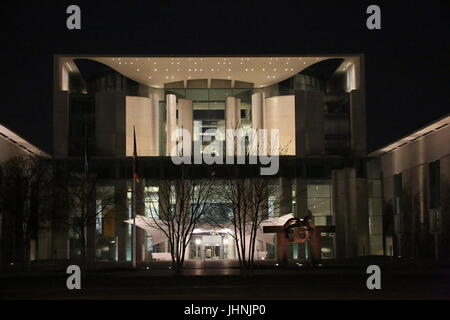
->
[53,171,114,270]
[207,123,293,276]
[145,167,215,274]
[0,156,52,269]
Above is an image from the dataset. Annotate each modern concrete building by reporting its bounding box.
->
[0,124,50,162]
[369,115,450,260]
[46,54,377,264]
[0,124,50,266]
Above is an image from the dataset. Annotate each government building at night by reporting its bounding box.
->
[1,55,448,266]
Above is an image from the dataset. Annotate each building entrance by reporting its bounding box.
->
[190,233,228,260]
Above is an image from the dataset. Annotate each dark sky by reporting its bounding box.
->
[0,0,449,154]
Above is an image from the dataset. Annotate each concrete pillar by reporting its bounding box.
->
[136,178,146,262]
[279,177,292,215]
[178,99,193,156]
[53,91,69,158]
[86,187,97,265]
[295,178,308,218]
[310,229,321,264]
[251,92,263,130]
[349,90,367,157]
[115,180,128,262]
[149,94,160,156]
[226,97,241,156]
[332,167,369,259]
[166,94,177,156]
[294,90,325,156]
[276,231,288,266]
[294,178,308,259]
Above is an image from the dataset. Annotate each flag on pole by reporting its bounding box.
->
[132,126,138,268]
[133,126,140,183]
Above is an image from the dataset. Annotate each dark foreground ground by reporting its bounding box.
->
[1,258,449,300]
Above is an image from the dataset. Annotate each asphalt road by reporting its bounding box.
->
[1,260,449,299]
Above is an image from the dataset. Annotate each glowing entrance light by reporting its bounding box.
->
[195,239,202,245]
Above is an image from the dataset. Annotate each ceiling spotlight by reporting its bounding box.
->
[137,68,140,71]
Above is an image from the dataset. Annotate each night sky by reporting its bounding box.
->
[0,0,449,154]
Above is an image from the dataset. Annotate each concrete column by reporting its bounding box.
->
[295,178,308,218]
[149,94,160,156]
[294,90,325,156]
[235,98,241,129]
[332,167,369,259]
[349,90,367,156]
[279,177,292,215]
[136,178,146,262]
[277,231,288,265]
[178,99,193,156]
[226,97,241,156]
[251,92,263,130]
[53,91,69,158]
[86,187,97,265]
[310,229,321,264]
[115,180,128,262]
[294,178,308,260]
[166,94,177,156]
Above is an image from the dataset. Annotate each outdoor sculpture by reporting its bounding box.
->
[283,217,310,243]
[262,213,335,266]
[283,216,315,243]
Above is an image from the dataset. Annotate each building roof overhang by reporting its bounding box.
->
[0,124,51,158]
[369,114,450,158]
[59,55,361,88]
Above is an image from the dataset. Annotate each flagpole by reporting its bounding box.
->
[132,126,137,268]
